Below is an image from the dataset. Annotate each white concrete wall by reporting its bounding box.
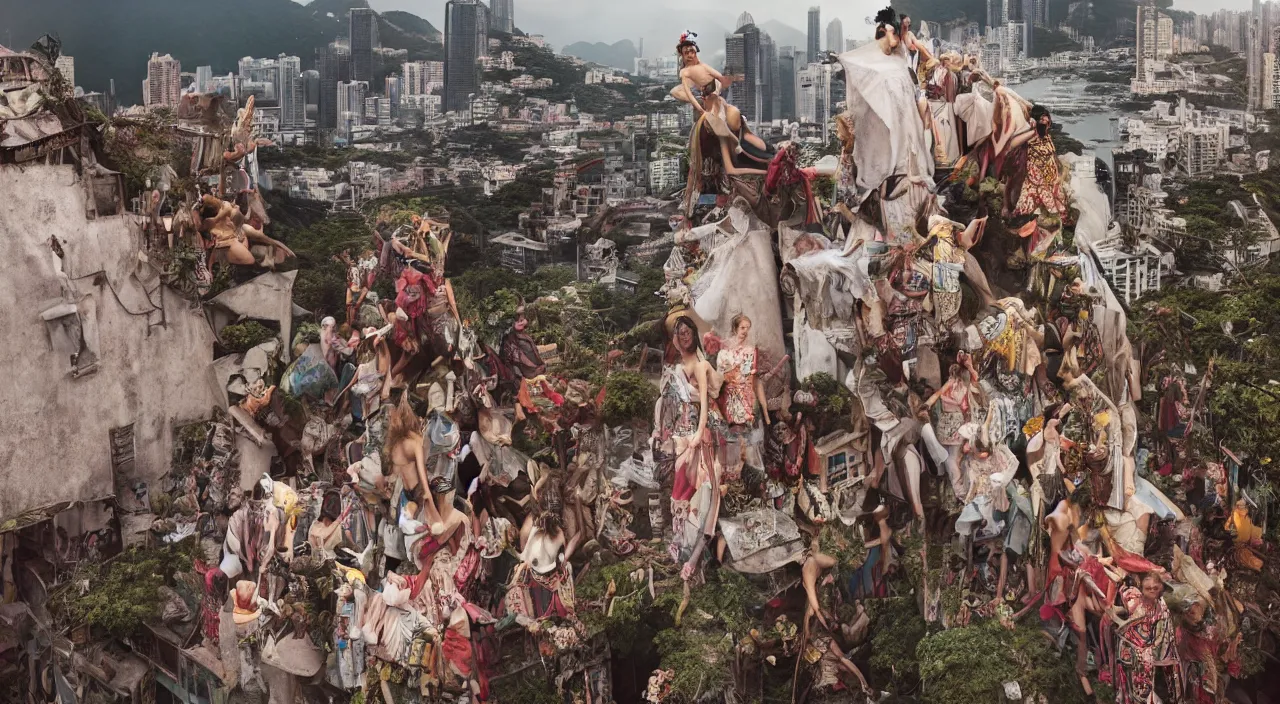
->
[0,165,219,519]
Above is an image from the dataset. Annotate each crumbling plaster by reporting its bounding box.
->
[0,164,220,519]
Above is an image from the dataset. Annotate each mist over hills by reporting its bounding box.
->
[5,0,439,104]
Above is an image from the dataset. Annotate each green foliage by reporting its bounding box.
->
[601,371,659,427]
[219,320,278,353]
[101,110,186,196]
[490,669,560,704]
[54,541,198,637]
[1134,268,1280,470]
[653,628,735,701]
[917,621,1089,704]
[867,597,929,694]
[801,372,855,435]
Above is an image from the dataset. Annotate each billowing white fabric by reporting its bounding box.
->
[784,248,873,332]
[954,90,994,146]
[838,42,935,203]
[794,300,840,383]
[687,204,786,363]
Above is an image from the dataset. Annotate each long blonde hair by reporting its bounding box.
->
[385,396,421,453]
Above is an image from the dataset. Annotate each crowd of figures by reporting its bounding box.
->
[68,5,1272,704]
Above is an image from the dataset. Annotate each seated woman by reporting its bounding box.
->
[671,33,773,163]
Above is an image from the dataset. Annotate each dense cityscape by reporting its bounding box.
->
[1,0,1279,703]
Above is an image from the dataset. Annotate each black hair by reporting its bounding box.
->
[1031,105,1051,122]
[874,7,897,39]
[671,315,702,356]
[676,39,699,57]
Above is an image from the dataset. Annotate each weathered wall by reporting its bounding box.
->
[0,165,219,519]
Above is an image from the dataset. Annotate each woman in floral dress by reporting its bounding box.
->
[1009,105,1068,220]
[1112,573,1182,703]
[716,314,769,482]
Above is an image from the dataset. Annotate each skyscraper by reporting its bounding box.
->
[444,0,489,114]
[807,7,821,62]
[491,0,515,34]
[145,53,181,108]
[778,47,797,120]
[316,42,351,129]
[1022,0,1035,57]
[195,66,212,93]
[302,70,320,123]
[278,55,303,128]
[762,33,779,122]
[726,14,762,123]
[825,19,843,53]
[1250,0,1262,110]
[385,75,402,119]
[987,0,1006,32]
[350,8,379,83]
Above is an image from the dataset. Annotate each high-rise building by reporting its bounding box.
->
[278,55,303,128]
[317,42,351,129]
[385,75,402,119]
[807,7,821,62]
[1250,0,1263,110]
[762,34,779,122]
[238,56,280,103]
[55,55,74,91]
[350,8,379,83]
[1265,52,1278,109]
[404,60,446,95]
[491,0,515,34]
[302,69,320,123]
[778,46,797,121]
[1033,0,1049,27]
[445,0,489,114]
[825,19,843,53]
[145,53,181,108]
[987,0,1006,31]
[195,66,212,93]
[1021,0,1035,57]
[1157,14,1175,59]
[337,80,369,127]
[1136,5,1159,78]
[796,62,832,140]
[725,15,762,123]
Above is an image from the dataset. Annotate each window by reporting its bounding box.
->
[109,424,136,478]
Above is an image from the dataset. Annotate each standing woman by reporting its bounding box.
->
[659,316,724,585]
[924,353,982,499]
[717,314,770,481]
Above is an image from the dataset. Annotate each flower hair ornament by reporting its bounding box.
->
[677,30,700,54]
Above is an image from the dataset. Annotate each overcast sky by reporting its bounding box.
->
[359,0,889,52]
[349,1,1256,53]
[1170,0,1256,10]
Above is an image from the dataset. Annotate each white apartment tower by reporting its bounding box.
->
[145,53,181,108]
[278,55,303,128]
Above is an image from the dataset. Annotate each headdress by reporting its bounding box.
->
[677,31,700,54]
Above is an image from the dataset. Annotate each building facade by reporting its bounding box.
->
[825,19,843,53]
[278,55,303,128]
[317,43,351,129]
[350,8,379,83]
[145,53,181,108]
[491,0,515,34]
[445,0,489,114]
[807,7,821,64]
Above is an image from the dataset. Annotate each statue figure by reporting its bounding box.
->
[1109,573,1183,704]
[926,51,962,167]
[836,7,937,244]
[1007,105,1069,221]
[501,304,547,379]
[674,32,775,215]
[716,314,770,480]
[196,194,295,268]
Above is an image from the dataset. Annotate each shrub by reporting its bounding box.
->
[600,371,659,427]
[219,320,277,353]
